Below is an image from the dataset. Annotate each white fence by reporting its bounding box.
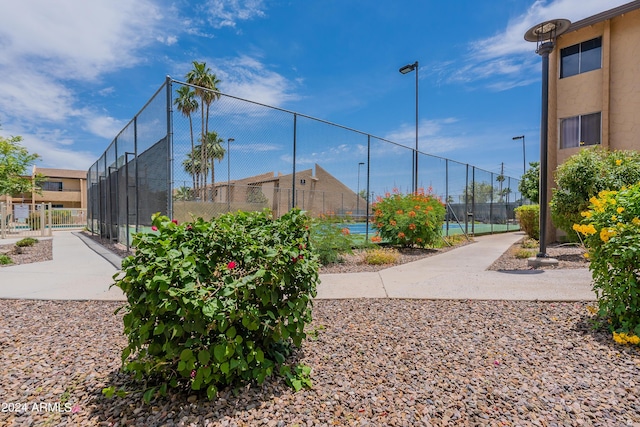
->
[0,203,87,239]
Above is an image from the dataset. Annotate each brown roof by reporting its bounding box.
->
[35,167,87,179]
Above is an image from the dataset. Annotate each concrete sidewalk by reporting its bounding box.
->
[0,231,596,301]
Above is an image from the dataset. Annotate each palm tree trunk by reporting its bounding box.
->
[189,116,196,192]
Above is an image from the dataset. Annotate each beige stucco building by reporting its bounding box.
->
[1,167,87,209]
[544,1,640,241]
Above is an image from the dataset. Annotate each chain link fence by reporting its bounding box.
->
[88,78,524,248]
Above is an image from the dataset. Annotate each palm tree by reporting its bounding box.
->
[174,86,199,190]
[185,61,221,199]
[183,150,205,199]
[202,131,225,199]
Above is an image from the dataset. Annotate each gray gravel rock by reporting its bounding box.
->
[1,299,639,426]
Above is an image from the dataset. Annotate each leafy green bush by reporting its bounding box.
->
[574,184,640,336]
[372,188,445,247]
[551,148,640,241]
[0,254,12,265]
[112,209,319,400]
[515,205,539,240]
[15,237,38,247]
[518,162,540,203]
[309,218,354,265]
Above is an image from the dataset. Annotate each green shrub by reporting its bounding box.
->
[514,249,535,259]
[574,184,640,336]
[15,237,38,247]
[551,148,640,241]
[372,188,445,247]
[0,254,12,265]
[112,209,319,400]
[515,205,539,240]
[309,218,354,265]
[363,247,400,265]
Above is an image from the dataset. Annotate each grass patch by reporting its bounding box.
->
[514,249,535,259]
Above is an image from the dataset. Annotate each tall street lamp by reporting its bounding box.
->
[227,138,234,212]
[399,61,419,193]
[357,162,365,218]
[524,18,570,264]
[512,135,526,176]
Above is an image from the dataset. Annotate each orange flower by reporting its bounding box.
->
[408,223,416,230]
[371,236,382,243]
[408,211,416,218]
[396,209,404,215]
[416,238,423,243]
[341,228,350,235]
[375,209,383,216]
[390,220,397,226]
[414,205,421,210]
[397,232,406,239]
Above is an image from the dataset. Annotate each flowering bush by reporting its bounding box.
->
[551,148,640,241]
[574,184,640,337]
[372,188,445,247]
[112,209,319,400]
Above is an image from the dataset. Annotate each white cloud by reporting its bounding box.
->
[438,0,631,90]
[384,118,461,152]
[204,0,266,29]
[82,114,127,140]
[217,55,300,107]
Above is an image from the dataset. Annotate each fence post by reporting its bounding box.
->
[291,114,297,210]
[1,203,6,239]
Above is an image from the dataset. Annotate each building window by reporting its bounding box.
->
[42,181,63,191]
[560,37,602,78]
[560,112,601,149]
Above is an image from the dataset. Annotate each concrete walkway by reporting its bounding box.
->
[0,231,596,301]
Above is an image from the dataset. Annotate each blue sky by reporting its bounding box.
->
[0,0,631,183]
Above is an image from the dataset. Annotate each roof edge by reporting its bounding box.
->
[567,1,640,33]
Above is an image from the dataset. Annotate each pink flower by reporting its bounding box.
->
[151,226,158,231]
[227,261,236,269]
[493,360,500,366]
[71,404,81,414]
[172,219,178,225]
[191,369,196,378]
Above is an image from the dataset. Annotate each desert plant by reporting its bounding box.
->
[372,188,446,247]
[514,249,535,259]
[363,247,400,265]
[15,237,38,247]
[309,218,354,265]
[573,183,640,336]
[0,254,12,265]
[111,209,319,401]
[515,205,539,240]
[551,148,640,241]
[521,238,538,249]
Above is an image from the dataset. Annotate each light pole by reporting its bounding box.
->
[512,135,526,176]
[399,61,419,193]
[357,162,365,218]
[524,18,570,263]
[227,138,234,212]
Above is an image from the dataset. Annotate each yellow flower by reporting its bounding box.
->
[617,207,625,214]
[615,159,622,166]
[580,211,592,218]
[600,228,616,243]
[611,215,617,221]
[583,253,590,259]
[633,217,640,226]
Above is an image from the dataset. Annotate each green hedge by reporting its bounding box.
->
[515,205,539,240]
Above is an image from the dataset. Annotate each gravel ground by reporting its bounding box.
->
[0,239,52,267]
[1,299,640,426]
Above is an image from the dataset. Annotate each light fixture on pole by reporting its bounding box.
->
[524,18,570,264]
[399,61,419,193]
[357,162,365,218]
[227,138,234,212]
[512,135,526,176]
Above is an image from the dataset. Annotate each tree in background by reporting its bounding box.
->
[185,61,222,200]
[0,134,44,196]
[174,86,199,191]
[518,161,540,203]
